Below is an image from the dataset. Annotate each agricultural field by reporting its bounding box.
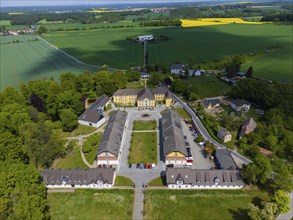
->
[47,189,134,220]
[180,18,268,27]
[0,35,96,90]
[144,189,270,220]
[43,24,292,82]
[128,132,157,164]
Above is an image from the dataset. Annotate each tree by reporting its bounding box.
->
[242,155,272,185]
[246,66,253,78]
[37,25,47,35]
[247,202,277,220]
[269,167,293,192]
[171,79,185,94]
[272,190,290,214]
[0,162,49,220]
[60,109,78,132]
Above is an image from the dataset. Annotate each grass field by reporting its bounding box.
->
[47,189,134,220]
[185,75,231,98]
[114,176,134,186]
[53,146,87,169]
[43,24,292,82]
[0,35,96,90]
[128,132,157,164]
[0,20,11,25]
[144,189,270,220]
[148,176,166,186]
[132,120,157,130]
[84,133,102,164]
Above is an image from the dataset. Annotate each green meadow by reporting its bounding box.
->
[43,24,292,82]
[0,35,96,90]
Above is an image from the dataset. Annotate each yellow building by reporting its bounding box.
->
[161,109,187,165]
[113,87,172,110]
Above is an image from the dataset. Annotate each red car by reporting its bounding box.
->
[147,164,152,169]
[144,164,147,169]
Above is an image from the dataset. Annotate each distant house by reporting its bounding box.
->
[194,70,202,76]
[78,95,110,128]
[214,148,237,170]
[230,99,251,112]
[40,168,115,188]
[260,147,273,156]
[96,110,127,166]
[217,127,232,143]
[239,118,257,139]
[202,98,221,109]
[162,109,188,166]
[136,35,154,43]
[166,168,244,189]
[170,64,184,75]
[140,72,149,80]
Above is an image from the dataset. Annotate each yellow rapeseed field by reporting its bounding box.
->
[181,18,268,27]
[87,9,108,13]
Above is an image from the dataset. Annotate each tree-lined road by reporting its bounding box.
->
[169,90,252,165]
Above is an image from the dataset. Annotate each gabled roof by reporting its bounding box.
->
[40,168,114,185]
[137,88,155,100]
[170,64,184,70]
[214,148,237,170]
[78,95,109,123]
[113,89,140,96]
[166,168,244,186]
[239,118,257,138]
[231,99,250,107]
[202,98,221,108]
[162,109,187,156]
[218,127,231,137]
[97,110,127,156]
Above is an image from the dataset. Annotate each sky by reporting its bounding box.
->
[0,0,203,7]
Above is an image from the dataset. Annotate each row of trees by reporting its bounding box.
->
[139,19,182,27]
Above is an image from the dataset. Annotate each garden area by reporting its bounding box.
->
[47,189,134,220]
[128,132,157,164]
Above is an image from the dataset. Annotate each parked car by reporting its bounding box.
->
[199,142,205,146]
[144,164,147,169]
[184,135,187,140]
[185,142,190,146]
[129,164,132,168]
[147,164,152,169]
[140,164,144,169]
[152,163,156,169]
[136,163,140,169]
[166,164,174,168]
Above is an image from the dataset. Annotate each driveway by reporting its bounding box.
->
[181,119,215,169]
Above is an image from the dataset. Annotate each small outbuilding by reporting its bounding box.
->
[217,127,232,143]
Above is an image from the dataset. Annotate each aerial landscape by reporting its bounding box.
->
[0,0,292,219]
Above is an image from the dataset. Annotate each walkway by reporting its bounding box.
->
[116,109,166,220]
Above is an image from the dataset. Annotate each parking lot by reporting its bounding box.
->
[180,119,215,170]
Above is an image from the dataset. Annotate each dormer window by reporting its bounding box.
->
[176,180,183,185]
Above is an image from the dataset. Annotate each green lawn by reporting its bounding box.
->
[172,107,191,120]
[184,75,231,98]
[133,120,157,130]
[0,20,11,25]
[114,176,134,186]
[148,176,166,186]
[84,133,103,165]
[128,132,157,164]
[53,146,87,169]
[71,124,97,136]
[0,35,96,90]
[126,81,144,89]
[47,189,134,220]
[144,189,270,220]
[43,24,293,82]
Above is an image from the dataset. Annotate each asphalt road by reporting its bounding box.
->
[169,90,252,165]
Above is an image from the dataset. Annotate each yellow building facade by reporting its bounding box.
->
[113,87,172,110]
